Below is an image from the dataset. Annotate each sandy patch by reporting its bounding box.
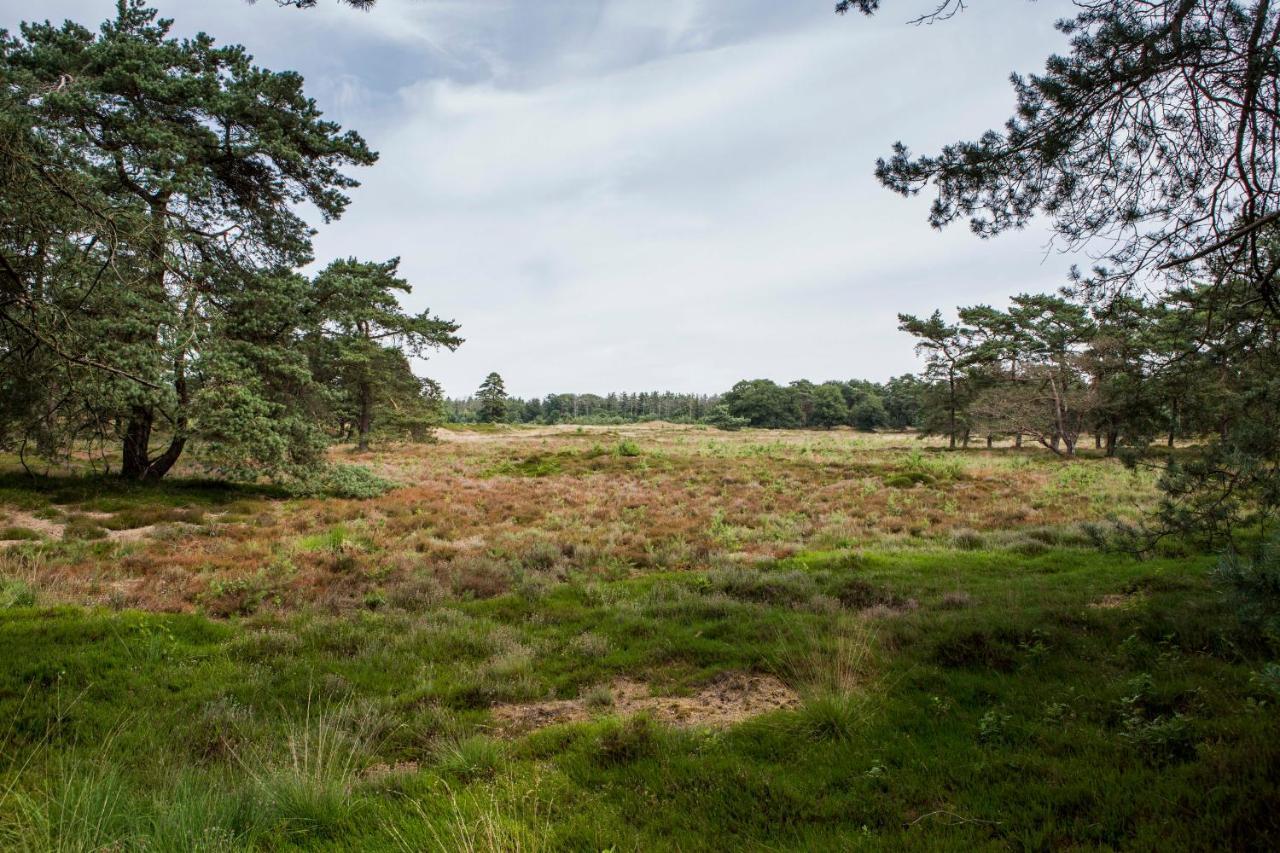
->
[0,510,64,544]
[491,672,799,733]
[1090,592,1145,610]
[108,524,160,543]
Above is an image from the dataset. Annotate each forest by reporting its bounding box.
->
[1,1,1278,850]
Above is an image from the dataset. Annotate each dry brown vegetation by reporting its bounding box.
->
[0,424,1157,615]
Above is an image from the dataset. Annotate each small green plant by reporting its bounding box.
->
[977,708,1011,744]
[615,440,642,458]
[595,715,659,766]
[795,694,862,742]
[1117,673,1198,764]
[0,579,36,608]
[435,735,505,782]
[581,685,614,709]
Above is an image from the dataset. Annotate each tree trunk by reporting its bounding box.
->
[1105,430,1118,458]
[986,435,993,448]
[118,195,186,481]
[121,406,185,480]
[1015,432,1023,448]
[947,375,956,450]
[1094,432,1102,449]
[121,407,154,480]
[357,379,373,452]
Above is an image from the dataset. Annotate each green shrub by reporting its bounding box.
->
[978,708,1012,745]
[0,526,42,541]
[287,465,394,499]
[1117,673,1200,764]
[615,440,642,458]
[1212,536,1280,650]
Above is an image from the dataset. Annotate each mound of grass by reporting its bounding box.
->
[486,454,563,478]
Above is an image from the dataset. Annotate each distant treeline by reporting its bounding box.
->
[446,377,924,430]
[447,391,721,425]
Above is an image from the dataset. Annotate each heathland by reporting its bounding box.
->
[1,424,1276,850]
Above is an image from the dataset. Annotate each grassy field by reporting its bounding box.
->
[0,425,1276,850]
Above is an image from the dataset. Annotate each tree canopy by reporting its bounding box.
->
[843,0,1280,309]
[308,258,461,451]
[0,2,455,483]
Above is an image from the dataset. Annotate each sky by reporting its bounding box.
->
[3,0,1084,399]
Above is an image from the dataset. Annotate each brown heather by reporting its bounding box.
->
[0,424,1156,615]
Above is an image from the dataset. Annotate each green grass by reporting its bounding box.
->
[0,543,1276,848]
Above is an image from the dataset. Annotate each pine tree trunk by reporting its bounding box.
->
[121,407,154,480]
[121,406,185,480]
[357,380,373,452]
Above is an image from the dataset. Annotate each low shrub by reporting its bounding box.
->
[949,528,985,550]
[287,465,395,500]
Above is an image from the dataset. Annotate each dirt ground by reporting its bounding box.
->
[490,671,801,732]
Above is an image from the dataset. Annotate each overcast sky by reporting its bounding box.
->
[4,0,1083,398]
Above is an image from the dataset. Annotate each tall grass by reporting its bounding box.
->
[228,692,379,838]
[385,773,552,853]
[772,618,878,741]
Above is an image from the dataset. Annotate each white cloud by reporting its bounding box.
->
[4,0,1082,397]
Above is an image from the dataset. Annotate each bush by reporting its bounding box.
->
[949,528,985,550]
[287,465,394,500]
[615,440,642,458]
[1212,535,1280,650]
[702,405,749,431]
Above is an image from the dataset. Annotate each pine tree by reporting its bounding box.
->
[476,373,509,424]
[310,258,460,451]
[0,2,375,480]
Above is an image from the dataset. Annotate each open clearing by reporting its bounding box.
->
[0,425,1277,850]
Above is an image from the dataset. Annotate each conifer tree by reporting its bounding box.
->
[476,372,509,423]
